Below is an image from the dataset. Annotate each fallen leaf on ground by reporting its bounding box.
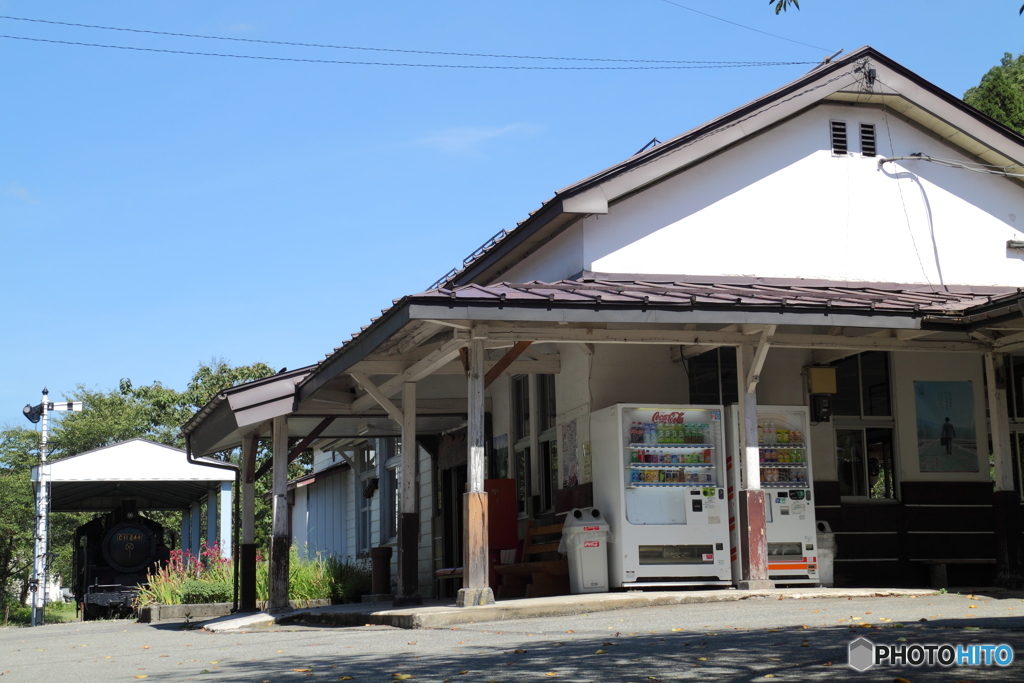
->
[595,650,607,654]
[337,678,353,681]
[294,669,312,673]
[513,649,527,654]
[392,675,413,680]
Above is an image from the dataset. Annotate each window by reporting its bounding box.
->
[380,439,400,543]
[355,442,377,556]
[830,352,896,500]
[687,347,738,405]
[860,123,877,157]
[537,375,558,512]
[830,120,848,155]
[512,375,531,515]
[511,373,558,515]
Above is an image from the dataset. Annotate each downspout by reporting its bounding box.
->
[185,433,240,614]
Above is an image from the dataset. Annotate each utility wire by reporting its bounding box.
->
[1,14,806,65]
[0,33,816,70]
[656,0,835,54]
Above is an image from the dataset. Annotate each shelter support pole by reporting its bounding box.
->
[394,381,423,607]
[180,509,191,553]
[457,330,494,607]
[986,353,1024,588]
[269,416,290,611]
[207,489,218,552]
[736,344,772,590]
[190,502,202,560]
[219,482,232,559]
[240,435,257,612]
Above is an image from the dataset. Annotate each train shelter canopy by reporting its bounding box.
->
[32,438,236,512]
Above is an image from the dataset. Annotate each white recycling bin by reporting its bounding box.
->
[559,507,612,594]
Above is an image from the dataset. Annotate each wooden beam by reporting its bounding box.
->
[484,341,533,388]
[459,347,470,376]
[348,336,469,414]
[269,415,290,611]
[254,416,336,481]
[745,325,776,394]
[350,373,404,422]
[483,326,989,353]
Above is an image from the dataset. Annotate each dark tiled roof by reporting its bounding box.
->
[418,278,1020,315]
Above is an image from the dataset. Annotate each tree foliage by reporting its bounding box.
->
[963,53,1024,135]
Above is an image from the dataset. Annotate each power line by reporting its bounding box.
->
[1,14,806,66]
[655,0,836,54]
[0,33,816,70]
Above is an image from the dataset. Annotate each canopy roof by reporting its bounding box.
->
[33,438,235,512]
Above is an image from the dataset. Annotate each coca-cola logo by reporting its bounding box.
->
[652,411,685,424]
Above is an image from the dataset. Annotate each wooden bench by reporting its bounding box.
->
[494,520,569,599]
[912,559,996,588]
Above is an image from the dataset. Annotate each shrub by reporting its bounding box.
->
[327,556,372,601]
[180,579,232,604]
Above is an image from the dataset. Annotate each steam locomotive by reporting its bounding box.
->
[73,500,170,618]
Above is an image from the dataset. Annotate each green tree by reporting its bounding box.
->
[0,428,39,610]
[964,53,1024,135]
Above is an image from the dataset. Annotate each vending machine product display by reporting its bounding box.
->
[591,404,732,588]
[726,405,819,585]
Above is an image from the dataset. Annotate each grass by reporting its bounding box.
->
[2,601,77,627]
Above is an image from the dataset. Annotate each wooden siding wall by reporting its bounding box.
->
[814,481,1001,587]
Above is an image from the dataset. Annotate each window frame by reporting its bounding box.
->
[355,441,377,557]
[830,352,899,502]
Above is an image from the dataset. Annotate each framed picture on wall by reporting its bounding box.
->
[914,380,979,472]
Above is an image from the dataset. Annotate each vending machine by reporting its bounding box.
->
[726,405,819,585]
[591,404,732,588]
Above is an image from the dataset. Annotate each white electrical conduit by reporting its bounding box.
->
[878,154,1024,179]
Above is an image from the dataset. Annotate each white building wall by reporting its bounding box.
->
[492,104,1024,288]
[589,344,689,412]
[292,487,309,551]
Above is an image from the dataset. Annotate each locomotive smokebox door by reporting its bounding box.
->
[103,521,157,573]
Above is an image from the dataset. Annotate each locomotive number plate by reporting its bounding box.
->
[117,533,143,541]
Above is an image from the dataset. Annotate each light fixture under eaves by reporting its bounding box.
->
[1008,240,1024,250]
[357,423,372,436]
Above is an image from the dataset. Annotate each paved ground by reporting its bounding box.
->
[2,591,1023,682]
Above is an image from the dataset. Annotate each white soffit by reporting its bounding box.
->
[38,438,233,483]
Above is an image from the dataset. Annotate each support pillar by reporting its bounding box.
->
[240,435,257,612]
[180,508,191,552]
[986,353,1024,589]
[219,482,232,559]
[269,416,290,611]
[190,501,202,560]
[457,331,494,607]
[736,343,772,590]
[207,488,218,554]
[394,381,422,607]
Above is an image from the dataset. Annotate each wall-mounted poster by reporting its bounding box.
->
[914,380,979,472]
[492,434,509,479]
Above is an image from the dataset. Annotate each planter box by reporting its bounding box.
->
[137,598,333,623]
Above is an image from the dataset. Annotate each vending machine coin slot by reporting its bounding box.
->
[778,491,788,499]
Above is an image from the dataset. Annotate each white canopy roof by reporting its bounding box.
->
[32,438,235,512]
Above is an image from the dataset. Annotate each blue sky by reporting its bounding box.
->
[2,1,1023,427]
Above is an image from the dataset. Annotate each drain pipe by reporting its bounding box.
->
[185,433,240,614]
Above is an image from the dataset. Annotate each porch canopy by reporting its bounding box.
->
[34,438,234,512]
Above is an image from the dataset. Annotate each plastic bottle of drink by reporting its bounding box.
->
[767,421,776,445]
[703,423,711,444]
[757,422,764,445]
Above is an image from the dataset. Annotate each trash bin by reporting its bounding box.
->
[559,507,612,594]
[815,521,835,588]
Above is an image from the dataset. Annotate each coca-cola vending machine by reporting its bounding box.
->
[591,404,732,588]
[726,405,819,585]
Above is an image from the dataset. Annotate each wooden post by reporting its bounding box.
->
[736,344,771,589]
[985,353,1024,588]
[269,416,290,611]
[394,381,423,606]
[240,435,257,611]
[457,332,495,607]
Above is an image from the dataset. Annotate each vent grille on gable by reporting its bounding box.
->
[830,121,848,155]
[860,123,877,157]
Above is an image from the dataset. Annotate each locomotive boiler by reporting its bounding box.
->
[73,499,170,618]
